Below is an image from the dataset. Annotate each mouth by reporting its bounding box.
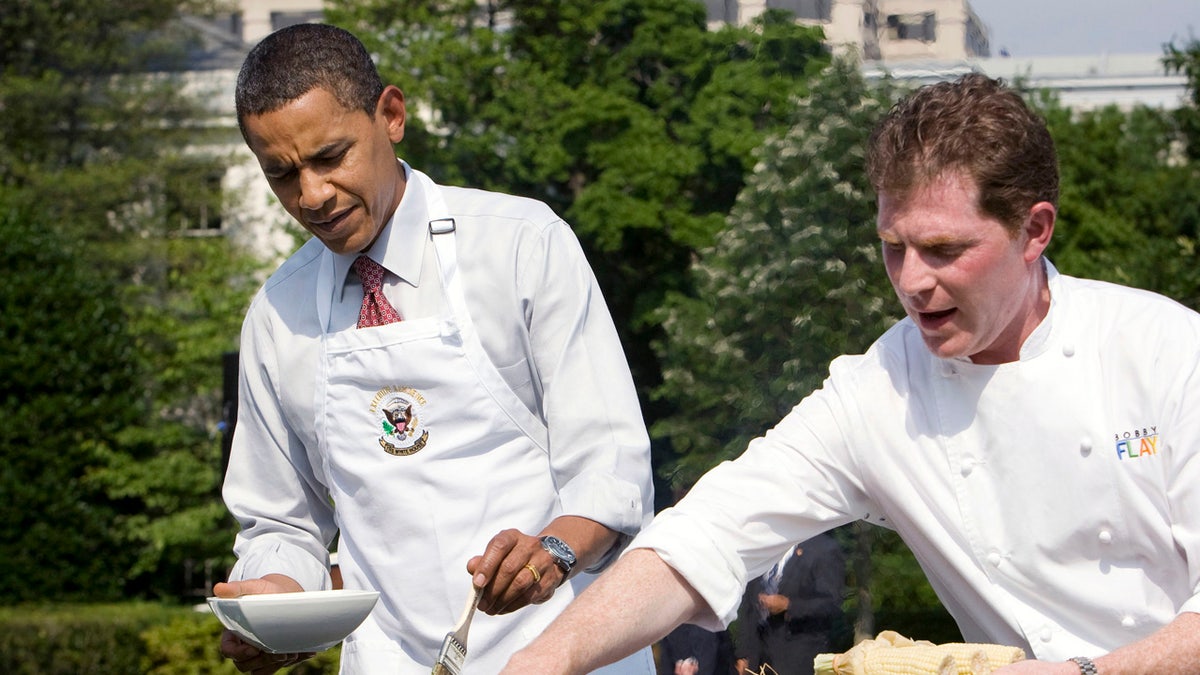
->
[307,207,353,232]
[915,307,956,329]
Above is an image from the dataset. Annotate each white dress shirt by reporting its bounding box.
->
[631,261,1200,660]
[225,161,653,591]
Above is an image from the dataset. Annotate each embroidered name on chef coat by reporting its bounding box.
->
[1114,426,1158,460]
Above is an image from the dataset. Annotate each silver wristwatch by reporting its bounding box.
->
[539,535,577,576]
[1068,656,1098,675]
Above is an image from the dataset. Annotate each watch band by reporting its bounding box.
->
[1068,656,1098,675]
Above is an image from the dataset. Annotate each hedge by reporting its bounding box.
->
[0,603,339,674]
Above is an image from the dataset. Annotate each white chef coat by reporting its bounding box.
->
[631,261,1200,661]
[223,163,654,672]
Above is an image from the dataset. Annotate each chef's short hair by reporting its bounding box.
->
[866,73,1059,233]
[235,23,385,139]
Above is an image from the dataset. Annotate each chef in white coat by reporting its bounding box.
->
[501,75,1200,675]
[213,24,655,674]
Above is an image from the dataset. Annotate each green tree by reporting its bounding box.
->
[1,0,258,600]
[87,235,259,599]
[0,0,227,244]
[0,201,144,602]
[327,0,831,421]
[652,59,901,484]
[1165,37,1200,161]
[1039,97,1200,309]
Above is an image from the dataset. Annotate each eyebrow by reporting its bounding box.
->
[261,140,350,176]
[916,234,968,247]
[311,140,350,159]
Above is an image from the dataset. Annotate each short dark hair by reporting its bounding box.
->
[235,23,385,138]
[866,73,1059,232]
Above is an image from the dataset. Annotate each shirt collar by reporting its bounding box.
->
[335,159,429,296]
[1016,257,1058,360]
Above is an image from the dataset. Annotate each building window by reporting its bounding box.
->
[166,168,224,234]
[768,0,833,22]
[886,12,936,42]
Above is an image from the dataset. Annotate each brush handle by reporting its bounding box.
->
[453,584,482,639]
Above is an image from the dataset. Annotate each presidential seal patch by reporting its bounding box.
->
[369,386,429,456]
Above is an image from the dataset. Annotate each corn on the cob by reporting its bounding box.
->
[860,645,958,675]
[938,642,1027,668]
[812,630,1027,675]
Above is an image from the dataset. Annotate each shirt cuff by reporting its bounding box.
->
[557,469,647,536]
[229,537,333,592]
[624,509,746,631]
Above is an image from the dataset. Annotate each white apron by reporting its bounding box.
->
[313,171,653,674]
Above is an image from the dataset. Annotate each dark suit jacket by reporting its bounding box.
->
[657,623,736,675]
[736,533,845,675]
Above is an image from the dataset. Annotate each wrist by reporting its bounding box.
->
[540,535,577,581]
[1068,656,1098,675]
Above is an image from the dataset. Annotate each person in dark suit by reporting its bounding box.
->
[657,623,735,675]
[735,533,845,675]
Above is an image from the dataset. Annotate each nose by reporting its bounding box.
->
[890,247,936,299]
[297,168,334,211]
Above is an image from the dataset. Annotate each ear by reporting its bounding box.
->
[377,85,406,144]
[1022,201,1056,264]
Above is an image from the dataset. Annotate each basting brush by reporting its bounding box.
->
[431,584,482,675]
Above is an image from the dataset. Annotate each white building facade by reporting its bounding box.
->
[703,0,991,61]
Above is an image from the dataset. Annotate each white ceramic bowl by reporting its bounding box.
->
[207,589,380,653]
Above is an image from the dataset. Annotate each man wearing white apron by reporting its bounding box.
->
[215,24,655,674]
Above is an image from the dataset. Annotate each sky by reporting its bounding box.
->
[967,0,1200,58]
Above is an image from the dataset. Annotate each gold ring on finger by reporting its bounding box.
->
[524,563,541,583]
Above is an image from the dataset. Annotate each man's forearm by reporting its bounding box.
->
[995,612,1200,674]
[1092,611,1200,674]
[500,548,711,674]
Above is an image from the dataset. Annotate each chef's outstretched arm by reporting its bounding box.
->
[499,548,711,674]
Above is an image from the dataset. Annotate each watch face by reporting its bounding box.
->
[541,536,576,567]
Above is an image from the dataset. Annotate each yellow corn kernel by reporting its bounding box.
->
[938,643,1027,669]
[857,645,958,675]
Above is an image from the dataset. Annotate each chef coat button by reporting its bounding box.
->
[1040,627,1053,642]
[1121,615,1136,628]
[1080,437,1093,457]
[1098,529,1113,545]
[987,551,1002,567]
[941,363,956,377]
[1062,343,1075,357]
[961,459,975,477]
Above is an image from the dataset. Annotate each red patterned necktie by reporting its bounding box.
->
[352,255,403,328]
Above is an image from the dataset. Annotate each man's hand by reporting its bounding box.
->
[468,516,621,616]
[758,593,789,616]
[468,529,561,614]
[213,574,316,675]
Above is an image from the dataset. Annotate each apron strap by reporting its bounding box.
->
[418,175,550,453]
